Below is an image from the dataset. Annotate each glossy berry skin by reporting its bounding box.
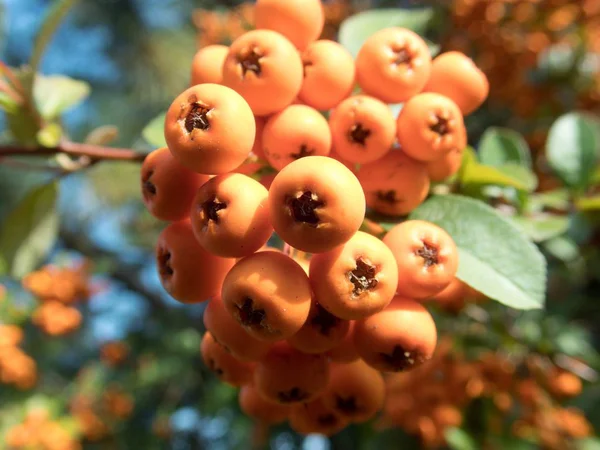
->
[289,397,348,436]
[190,45,229,86]
[239,383,290,424]
[200,332,255,387]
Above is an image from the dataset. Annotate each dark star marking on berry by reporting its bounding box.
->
[317,414,339,427]
[185,103,212,133]
[348,258,378,297]
[287,191,324,227]
[142,170,156,197]
[235,297,266,328]
[157,248,174,278]
[207,358,224,377]
[379,345,424,372]
[311,304,340,336]
[277,387,309,403]
[202,197,227,223]
[238,48,263,76]
[416,242,439,267]
[376,190,401,204]
[348,123,371,146]
[430,116,450,135]
[392,47,412,66]
[290,145,314,160]
[335,395,361,414]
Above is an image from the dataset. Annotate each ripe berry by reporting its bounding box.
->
[423,51,489,115]
[299,40,355,111]
[268,156,366,253]
[427,277,469,314]
[427,148,464,182]
[289,397,347,436]
[251,116,267,160]
[309,231,399,320]
[222,30,303,116]
[141,147,209,222]
[355,27,431,103]
[190,173,273,258]
[262,104,332,171]
[203,295,272,362]
[357,150,430,217]
[221,251,312,342]
[321,359,385,423]
[254,342,330,405]
[200,332,255,387]
[287,299,350,354]
[239,383,290,424]
[326,320,360,363]
[396,92,466,162]
[255,0,324,51]
[329,95,396,164]
[354,296,437,372]
[156,220,234,304]
[190,45,229,86]
[383,220,458,298]
[164,83,256,174]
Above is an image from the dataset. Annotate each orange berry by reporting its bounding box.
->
[431,403,462,429]
[396,92,466,162]
[354,296,437,372]
[164,83,256,174]
[190,45,229,86]
[203,295,272,362]
[356,27,431,103]
[426,147,464,182]
[299,40,355,111]
[357,150,430,216]
[239,383,290,424]
[383,220,458,299]
[326,320,360,363]
[547,369,583,398]
[0,324,23,348]
[309,231,398,320]
[321,359,385,423]
[268,156,366,253]
[287,299,350,354]
[156,220,234,304]
[222,30,303,116]
[254,342,330,405]
[427,277,468,314]
[289,397,348,436]
[200,332,255,386]
[221,251,312,342]
[190,173,272,258]
[329,95,396,164]
[141,147,209,221]
[255,0,324,51]
[423,51,489,115]
[262,104,332,171]
[251,116,267,160]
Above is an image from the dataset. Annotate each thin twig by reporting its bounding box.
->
[0,141,146,162]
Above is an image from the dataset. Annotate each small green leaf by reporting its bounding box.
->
[409,195,547,310]
[543,236,580,262]
[0,182,59,278]
[0,166,54,224]
[142,112,167,149]
[528,189,570,212]
[460,161,530,191]
[33,74,90,120]
[0,92,19,114]
[479,127,532,168]
[576,195,600,212]
[30,0,79,74]
[84,125,119,145]
[338,8,434,58]
[511,215,569,242]
[36,123,62,147]
[496,163,538,192]
[546,112,600,190]
[445,428,477,450]
[6,107,39,145]
[577,438,600,450]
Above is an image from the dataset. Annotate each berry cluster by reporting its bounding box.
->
[141,0,489,435]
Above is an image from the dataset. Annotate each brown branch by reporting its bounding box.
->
[0,141,146,162]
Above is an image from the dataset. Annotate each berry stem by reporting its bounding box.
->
[0,141,145,163]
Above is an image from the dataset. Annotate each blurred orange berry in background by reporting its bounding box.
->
[32,300,82,336]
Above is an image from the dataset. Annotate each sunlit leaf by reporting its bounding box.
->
[142,112,167,149]
[479,127,532,168]
[34,74,90,120]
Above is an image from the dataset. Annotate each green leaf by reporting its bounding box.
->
[577,438,600,450]
[479,127,532,168]
[445,428,477,450]
[142,112,167,149]
[409,194,547,310]
[84,125,119,145]
[546,112,600,190]
[6,107,39,145]
[576,195,600,212]
[33,74,90,120]
[496,163,538,192]
[460,160,530,191]
[0,92,19,114]
[36,123,62,147]
[30,0,79,74]
[528,189,570,212]
[511,215,569,242]
[0,166,54,224]
[543,236,580,262]
[338,8,435,58]
[0,182,59,278]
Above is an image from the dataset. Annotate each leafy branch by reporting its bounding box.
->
[0,141,146,163]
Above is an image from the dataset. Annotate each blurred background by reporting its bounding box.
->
[0,1,599,449]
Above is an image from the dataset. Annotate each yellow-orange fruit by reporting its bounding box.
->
[262,104,332,171]
[427,148,464,182]
[354,296,437,372]
[357,150,430,216]
[239,383,290,424]
[383,220,458,298]
[547,369,583,398]
[251,116,267,160]
[268,156,366,253]
[289,397,348,436]
[200,332,255,386]
[156,220,234,304]
[254,342,330,404]
[329,95,396,164]
[299,40,355,111]
[309,231,398,320]
[190,45,229,86]
[141,147,209,222]
[222,30,303,116]
[427,277,468,314]
[396,92,466,162]
[255,0,324,51]
[321,360,385,423]
[423,51,489,115]
[190,173,273,258]
[221,251,312,342]
[431,404,463,428]
[355,27,431,103]
[287,299,350,354]
[203,295,272,362]
[326,321,360,363]
[164,83,255,174]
